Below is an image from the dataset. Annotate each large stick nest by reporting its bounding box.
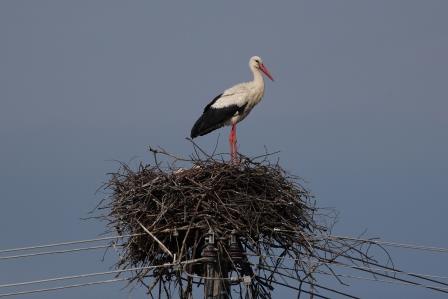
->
[98,145,391,298]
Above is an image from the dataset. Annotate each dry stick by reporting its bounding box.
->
[186,138,213,160]
[178,199,203,262]
[137,220,173,258]
[187,230,201,274]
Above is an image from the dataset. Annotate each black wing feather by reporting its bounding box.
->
[190,101,247,138]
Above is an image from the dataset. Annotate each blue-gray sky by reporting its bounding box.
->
[1,1,447,298]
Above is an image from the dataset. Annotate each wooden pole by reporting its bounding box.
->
[202,229,229,299]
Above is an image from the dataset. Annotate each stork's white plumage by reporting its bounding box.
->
[191,56,274,161]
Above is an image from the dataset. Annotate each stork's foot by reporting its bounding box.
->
[230,152,240,165]
[230,141,240,164]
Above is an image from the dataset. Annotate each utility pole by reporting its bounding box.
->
[230,230,253,299]
[202,229,229,299]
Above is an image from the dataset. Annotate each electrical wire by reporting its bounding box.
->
[256,276,332,299]
[328,235,448,253]
[0,245,110,261]
[258,253,448,282]
[0,258,206,298]
[1,231,448,297]
[272,228,448,253]
[0,258,206,289]
[0,264,164,289]
[327,261,448,281]
[3,231,448,257]
[0,278,129,298]
[333,273,448,289]
[251,255,448,293]
[255,259,448,298]
[247,253,448,282]
[0,234,142,254]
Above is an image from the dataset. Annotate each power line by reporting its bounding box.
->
[0,265,163,289]
[314,244,448,291]
[249,253,448,293]
[0,245,110,261]
[0,226,195,255]
[3,232,448,257]
[328,235,448,254]
[0,258,205,290]
[257,276,333,299]
[1,252,446,297]
[260,261,448,286]
[260,253,448,282]
[182,261,359,299]
[0,278,128,298]
[333,273,448,290]
[258,263,448,293]
[248,253,448,281]
[1,231,447,296]
[326,261,448,281]
[0,234,142,254]
[0,234,442,287]
[272,228,448,253]
[255,264,361,299]
[314,268,448,292]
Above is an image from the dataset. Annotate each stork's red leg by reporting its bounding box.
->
[228,125,234,162]
[233,124,238,161]
[229,124,238,163]
[229,126,235,161]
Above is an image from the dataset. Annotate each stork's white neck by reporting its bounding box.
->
[250,65,265,87]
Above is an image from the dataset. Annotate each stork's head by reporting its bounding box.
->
[250,56,274,81]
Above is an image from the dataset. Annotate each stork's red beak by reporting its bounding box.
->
[260,63,274,81]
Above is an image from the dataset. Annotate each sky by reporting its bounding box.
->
[0,1,447,298]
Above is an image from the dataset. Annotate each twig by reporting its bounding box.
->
[137,220,173,258]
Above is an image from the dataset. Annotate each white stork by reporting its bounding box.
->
[190,56,274,161]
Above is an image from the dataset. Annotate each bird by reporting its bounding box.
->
[190,56,274,162]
